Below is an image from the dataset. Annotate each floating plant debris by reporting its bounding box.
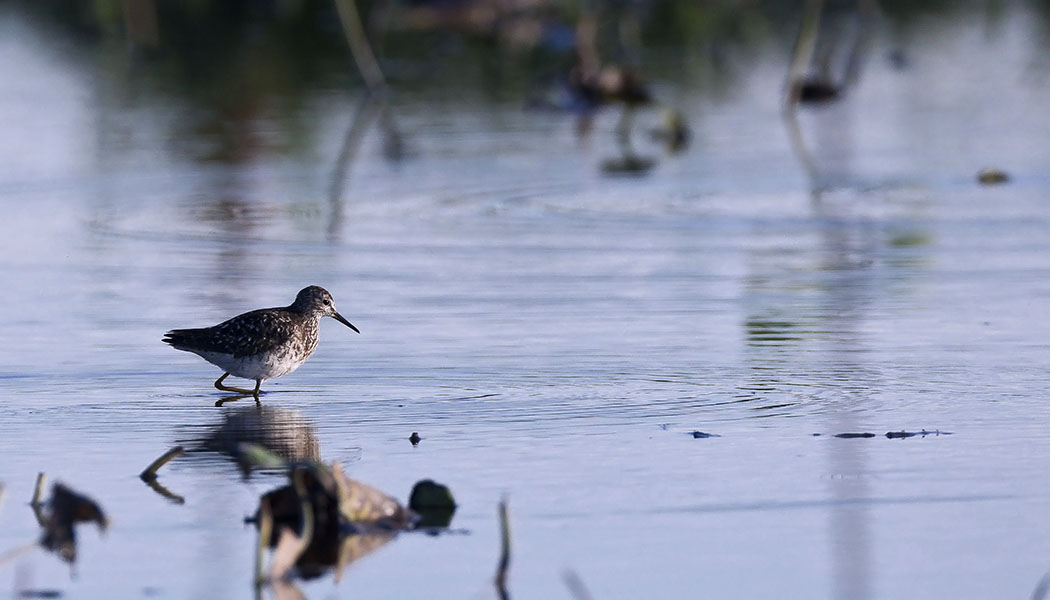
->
[832,430,953,439]
[247,444,416,584]
[140,446,185,481]
[885,430,952,439]
[33,479,108,563]
[600,154,655,176]
[977,168,1009,184]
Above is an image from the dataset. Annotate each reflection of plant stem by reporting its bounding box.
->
[562,568,595,600]
[329,95,386,206]
[0,541,38,571]
[495,498,511,600]
[616,106,635,151]
[782,109,818,185]
[842,0,880,89]
[142,477,186,505]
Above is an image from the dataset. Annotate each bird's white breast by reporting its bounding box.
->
[196,348,312,381]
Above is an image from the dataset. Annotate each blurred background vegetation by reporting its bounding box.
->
[10,0,1046,98]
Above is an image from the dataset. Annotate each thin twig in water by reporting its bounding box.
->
[140,446,185,481]
[785,0,825,109]
[31,473,46,505]
[255,496,273,589]
[495,498,511,600]
[333,0,387,92]
[30,473,46,526]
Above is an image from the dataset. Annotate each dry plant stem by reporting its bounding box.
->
[256,496,273,588]
[30,473,46,526]
[576,13,599,76]
[140,446,185,481]
[785,0,824,109]
[334,0,387,92]
[31,473,46,505]
[292,469,315,553]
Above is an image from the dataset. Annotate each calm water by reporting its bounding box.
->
[2,4,1050,599]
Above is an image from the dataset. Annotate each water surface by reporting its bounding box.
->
[1,4,1050,599]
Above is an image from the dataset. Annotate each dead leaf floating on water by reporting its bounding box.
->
[249,448,417,583]
[37,482,108,563]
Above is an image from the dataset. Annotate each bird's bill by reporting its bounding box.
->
[332,312,360,333]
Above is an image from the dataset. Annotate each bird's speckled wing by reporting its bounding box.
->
[164,308,303,358]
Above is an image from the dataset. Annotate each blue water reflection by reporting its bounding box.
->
[1,3,1050,599]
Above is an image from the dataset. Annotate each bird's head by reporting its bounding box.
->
[293,286,360,333]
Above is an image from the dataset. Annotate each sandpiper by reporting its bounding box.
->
[163,286,359,398]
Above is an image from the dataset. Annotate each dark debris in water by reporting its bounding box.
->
[36,482,108,564]
[829,430,953,439]
[18,590,64,599]
[247,446,422,583]
[977,167,1010,185]
[600,154,656,176]
[409,432,421,446]
[139,446,186,504]
[409,480,456,529]
[886,429,952,439]
[691,431,721,439]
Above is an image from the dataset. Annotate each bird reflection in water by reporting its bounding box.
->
[201,406,322,467]
[136,407,455,590]
[139,406,323,504]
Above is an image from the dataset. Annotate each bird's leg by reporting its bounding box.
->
[252,379,262,400]
[214,372,259,396]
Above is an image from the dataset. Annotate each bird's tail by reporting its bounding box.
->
[163,329,200,351]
